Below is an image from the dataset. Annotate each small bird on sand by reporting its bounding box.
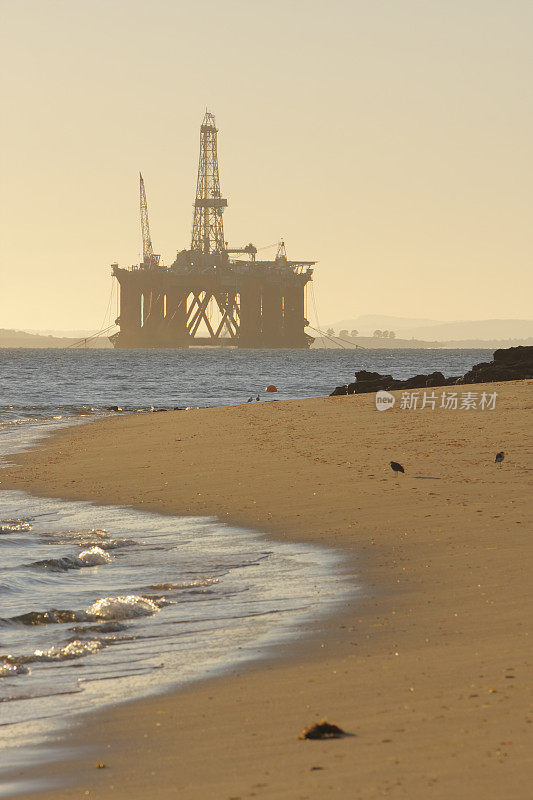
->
[247,397,253,403]
[256,395,260,401]
[390,461,405,475]
[495,451,505,465]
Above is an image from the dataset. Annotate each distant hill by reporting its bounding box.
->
[401,319,533,341]
[23,329,101,338]
[328,314,442,333]
[0,329,112,349]
[325,316,533,342]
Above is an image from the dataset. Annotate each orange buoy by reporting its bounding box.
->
[266,385,277,393]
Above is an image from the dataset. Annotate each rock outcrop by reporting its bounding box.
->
[330,345,533,396]
[459,345,533,385]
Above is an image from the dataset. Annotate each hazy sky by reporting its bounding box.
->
[1,0,532,330]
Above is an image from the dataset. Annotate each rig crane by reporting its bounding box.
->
[139,172,161,268]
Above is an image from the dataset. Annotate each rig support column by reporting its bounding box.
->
[239,282,262,346]
[261,285,283,346]
[118,282,141,332]
[282,284,305,344]
[165,290,188,341]
[142,289,165,330]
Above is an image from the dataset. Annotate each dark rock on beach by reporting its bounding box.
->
[329,345,533,396]
[330,369,457,396]
[458,345,533,385]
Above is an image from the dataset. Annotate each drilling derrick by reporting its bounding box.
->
[191,112,227,254]
[139,173,160,268]
[275,240,288,263]
[110,111,315,349]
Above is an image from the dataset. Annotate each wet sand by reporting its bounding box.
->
[1,381,531,799]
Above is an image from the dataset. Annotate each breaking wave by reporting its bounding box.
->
[44,529,134,551]
[4,594,166,628]
[29,546,114,572]
[31,639,106,662]
[0,662,30,678]
[85,595,164,620]
[0,519,32,534]
[149,577,219,591]
[1,639,108,678]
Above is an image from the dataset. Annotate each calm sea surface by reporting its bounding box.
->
[0,347,489,794]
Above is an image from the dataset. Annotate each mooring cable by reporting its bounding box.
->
[306,324,366,350]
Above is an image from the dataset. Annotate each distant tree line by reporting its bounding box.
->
[324,328,396,339]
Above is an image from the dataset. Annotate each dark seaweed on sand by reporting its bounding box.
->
[298,719,347,740]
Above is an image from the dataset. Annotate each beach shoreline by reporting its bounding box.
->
[1,381,531,799]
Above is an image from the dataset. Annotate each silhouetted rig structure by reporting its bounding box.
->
[111,112,315,349]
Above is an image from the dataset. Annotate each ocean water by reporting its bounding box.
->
[0,347,490,792]
[0,346,490,421]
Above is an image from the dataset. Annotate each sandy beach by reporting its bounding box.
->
[1,380,531,799]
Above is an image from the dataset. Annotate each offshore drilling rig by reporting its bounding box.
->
[110,111,315,348]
